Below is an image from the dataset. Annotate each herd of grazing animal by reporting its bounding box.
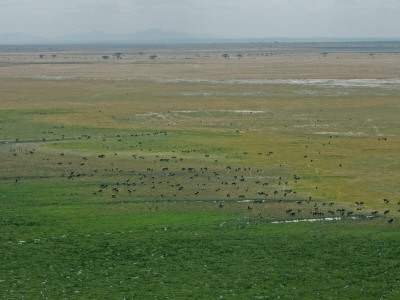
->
[6,131,398,224]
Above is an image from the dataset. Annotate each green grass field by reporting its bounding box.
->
[1,43,400,299]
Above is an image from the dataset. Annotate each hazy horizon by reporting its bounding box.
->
[1,0,400,41]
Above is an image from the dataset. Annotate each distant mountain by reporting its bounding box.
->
[0,32,50,45]
[129,29,208,41]
[0,30,399,45]
[0,29,213,45]
[52,31,117,44]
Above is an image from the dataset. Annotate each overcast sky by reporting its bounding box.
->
[1,0,400,38]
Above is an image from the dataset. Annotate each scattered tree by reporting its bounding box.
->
[113,52,122,59]
[222,53,229,59]
[102,55,110,60]
[39,54,44,59]
[237,53,242,59]
[149,55,157,60]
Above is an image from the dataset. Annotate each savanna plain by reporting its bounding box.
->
[1,42,400,299]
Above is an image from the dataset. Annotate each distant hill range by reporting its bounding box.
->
[0,29,399,45]
[0,29,211,45]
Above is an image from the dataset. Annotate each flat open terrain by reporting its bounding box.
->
[1,42,400,299]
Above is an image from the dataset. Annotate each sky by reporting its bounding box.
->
[1,0,400,39]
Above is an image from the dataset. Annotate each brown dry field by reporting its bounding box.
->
[1,42,400,80]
